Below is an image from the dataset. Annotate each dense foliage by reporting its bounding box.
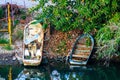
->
[30,0,118,32]
[31,0,120,60]
[95,13,120,59]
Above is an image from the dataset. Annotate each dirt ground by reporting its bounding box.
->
[44,28,83,57]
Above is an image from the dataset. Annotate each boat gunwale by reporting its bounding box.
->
[69,34,94,65]
[23,20,44,66]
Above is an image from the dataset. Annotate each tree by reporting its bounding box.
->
[30,0,118,33]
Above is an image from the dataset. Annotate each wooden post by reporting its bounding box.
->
[7,3,12,45]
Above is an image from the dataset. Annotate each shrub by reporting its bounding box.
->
[0,38,9,44]
[30,0,119,32]
[95,12,120,59]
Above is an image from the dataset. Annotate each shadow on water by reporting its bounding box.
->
[0,63,120,80]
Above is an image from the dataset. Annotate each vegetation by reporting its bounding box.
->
[30,0,120,61]
[3,44,13,50]
[0,38,9,44]
[56,40,67,55]
[95,13,120,59]
[16,30,23,40]
[21,15,26,20]
[13,29,23,40]
[30,0,118,32]
[14,20,19,26]
[0,7,4,18]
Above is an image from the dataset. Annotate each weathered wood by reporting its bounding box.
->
[74,49,90,53]
[73,52,90,56]
[72,57,87,61]
[76,44,91,48]
[72,54,88,58]
[0,29,8,32]
[76,47,91,50]
[68,34,94,65]
[23,20,44,66]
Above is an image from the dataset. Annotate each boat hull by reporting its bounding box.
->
[23,20,44,66]
[23,60,41,66]
[68,34,94,65]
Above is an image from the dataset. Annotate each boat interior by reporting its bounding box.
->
[71,36,92,61]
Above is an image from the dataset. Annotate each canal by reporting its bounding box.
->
[0,63,120,80]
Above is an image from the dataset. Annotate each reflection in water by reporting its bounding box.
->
[0,76,5,80]
[15,68,46,80]
[0,64,120,80]
[51,70,61,80]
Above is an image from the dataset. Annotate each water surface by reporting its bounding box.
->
[0,63,120,80]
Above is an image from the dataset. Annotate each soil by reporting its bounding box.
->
[44,28,83,57]
[0,53,19,65]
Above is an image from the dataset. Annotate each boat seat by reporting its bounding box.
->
[76,44,91,48]
[74,52,90,56]
[72,57,87,61]
[72,54,89,58]
[74,50,91,54]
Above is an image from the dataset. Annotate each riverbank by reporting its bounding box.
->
[0,29,120,66]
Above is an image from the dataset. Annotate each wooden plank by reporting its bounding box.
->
[76,44,91,48]
[72,54,89,58]
[73,52,90,56]
[0,44,8,46]
[74,49,90,53]
[76,47,91,50]
[0,29,8,32]
[72,57,87,61]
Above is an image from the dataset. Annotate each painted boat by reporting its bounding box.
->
[68,34,94,65]
[23,20,44,66]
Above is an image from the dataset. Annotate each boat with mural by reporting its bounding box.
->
[67,34,94,65]
[23,20,44,66]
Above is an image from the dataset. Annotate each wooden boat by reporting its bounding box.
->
[23,20,44,66]
[68,34,94,65]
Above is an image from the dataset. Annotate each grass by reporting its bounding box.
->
[3,44,13,50]
[56,40,67,55]
[0,38,9,44]
[13,29,23,40]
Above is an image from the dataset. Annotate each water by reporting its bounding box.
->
[0,63,120,80]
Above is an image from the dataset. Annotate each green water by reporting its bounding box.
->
[0,63,120,80]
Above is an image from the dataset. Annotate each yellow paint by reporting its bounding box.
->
[7,3,12,45]
[8,67,12,80]
[81,0,84,3]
